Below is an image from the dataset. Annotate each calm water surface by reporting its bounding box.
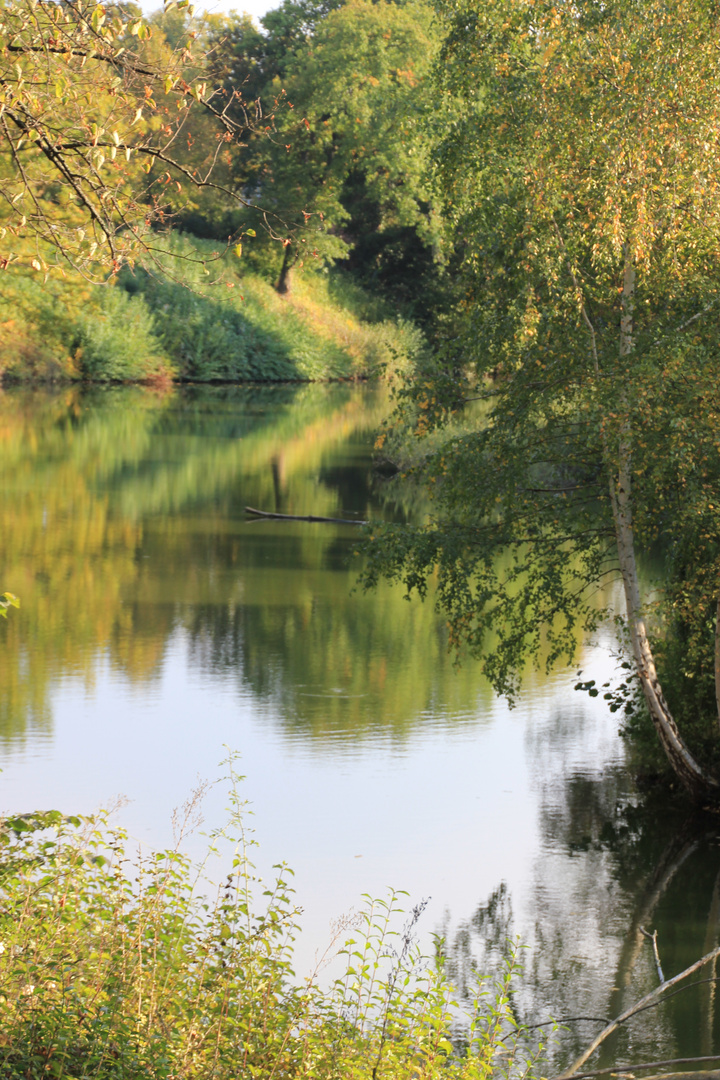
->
[0,383,718,1068]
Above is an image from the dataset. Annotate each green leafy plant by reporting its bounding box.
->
[73,288,171,383]
[0,790,545,1079]
[120,232,423,383]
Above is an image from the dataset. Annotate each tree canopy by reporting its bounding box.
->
[0,0,443,294]
[171,0,441,299]
[0,0,263,276]
[362,0,720,799]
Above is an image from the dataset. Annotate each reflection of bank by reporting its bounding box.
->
[440,757,720,1073]
[594,814,720,1073]
[0,383,388,750]
[0,380,609,754]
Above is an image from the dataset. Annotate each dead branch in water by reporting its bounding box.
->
[556,946,720,1079]
[567,1056,720,1079]
[244,506,367,525]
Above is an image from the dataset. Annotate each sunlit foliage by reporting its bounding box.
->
[362,0,720,791]
[0,797,542,1079]
[0,0,261,276]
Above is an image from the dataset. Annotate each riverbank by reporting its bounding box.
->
[0,233,423,385]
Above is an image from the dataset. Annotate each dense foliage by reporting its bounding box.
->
[0,0,264,276]
[1,0,439,378]
[0,802,541,1079]
[0,231,423,381]
[362,0,720,796]
[179,0,441,307]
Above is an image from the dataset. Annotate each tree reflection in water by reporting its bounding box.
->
[439,722,720,1071]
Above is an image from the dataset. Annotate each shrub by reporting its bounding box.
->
[0,233,424,384]
[0,269,81,381]
[120,233,425,383]
[73,288,171,383]
[0,793,544,1080]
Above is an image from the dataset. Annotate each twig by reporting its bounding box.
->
[640,926,665,983]
[499,1017,610,1043]
[371,899,429,1080]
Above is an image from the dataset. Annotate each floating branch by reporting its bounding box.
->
[570,1061,720,1080]
[244,506,367,525]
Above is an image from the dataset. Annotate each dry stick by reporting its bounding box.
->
[639,926,665,983]
[701,867,720,1055]
[629,1071,720,1080]
[556,946,720,1079]
[521,974,720,1053]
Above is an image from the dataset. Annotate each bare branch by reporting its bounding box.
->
[556,948,720,1079]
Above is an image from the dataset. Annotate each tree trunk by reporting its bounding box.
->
[275,243,293,295]
[610,248,719,801]
[714,597,720,737]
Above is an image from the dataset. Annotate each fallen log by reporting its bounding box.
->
[569,1057,720,1079]
[244,506,367,526]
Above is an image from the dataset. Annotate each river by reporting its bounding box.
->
[0,382,717,1070]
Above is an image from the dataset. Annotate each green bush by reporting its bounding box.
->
[73,288,170,383]
[0,270,81,381]
[0,233,424,384]
[127,269,328,382]
[0,793,544,1080]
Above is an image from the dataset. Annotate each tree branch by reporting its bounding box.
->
[556,949,720,1079]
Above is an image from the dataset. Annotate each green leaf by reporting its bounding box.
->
[0,592,19,618]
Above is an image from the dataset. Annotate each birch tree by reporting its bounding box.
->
[362,0,720,799]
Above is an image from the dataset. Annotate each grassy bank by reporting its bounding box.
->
[0,235,423,384]
[0,794,542,1080]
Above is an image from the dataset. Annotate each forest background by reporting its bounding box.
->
[0,0,441,383]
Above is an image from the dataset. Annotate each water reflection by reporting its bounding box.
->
[183,577,497,748]
[5,383,718,1066]
[441,709,720,1069]
[0,383,495,751]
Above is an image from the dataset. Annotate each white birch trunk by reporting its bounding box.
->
[609,247,719,799]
